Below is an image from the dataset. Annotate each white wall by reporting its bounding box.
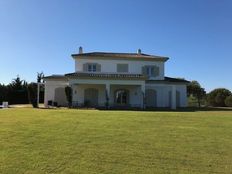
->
[145,84,187,107]
[176,85,187,107]
[74,58,165,80]
[44,80,68,107]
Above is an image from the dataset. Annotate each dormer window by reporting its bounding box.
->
[88,64,97,72]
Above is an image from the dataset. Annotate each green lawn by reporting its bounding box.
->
[1,108,232,174]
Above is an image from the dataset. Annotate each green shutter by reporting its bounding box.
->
[142,66,146,75]
[154,66,160,77]
[96,64,101,72]
[117,64,128,72]
[83,63,88,72]
[151,67,155,76]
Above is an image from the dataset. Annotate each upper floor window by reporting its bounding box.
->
[143,65,159,77]
[83,63,101,72]
[146,66,154,77]
[117,64,128,73]
[88,64,96,72]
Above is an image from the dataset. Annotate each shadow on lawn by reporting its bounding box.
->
[97,107,232,112]
[37,106,232,112]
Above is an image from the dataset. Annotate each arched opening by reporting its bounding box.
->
[114,89,129,106]
[54,87,67,106]
[84,88,98,107]
[145,89,157,107]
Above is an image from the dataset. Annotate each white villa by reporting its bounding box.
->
[43,47,189,109]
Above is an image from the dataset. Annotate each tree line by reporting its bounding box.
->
[0,73,44,107]
[187,81,232,107]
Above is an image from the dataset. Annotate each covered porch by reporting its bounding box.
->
[69,79,145,108]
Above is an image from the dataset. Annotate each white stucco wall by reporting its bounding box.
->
[176,85,187,107]
[44,80,68,107]
[44,77,187,108]
[74,58,165,80]
[145,84,187,107]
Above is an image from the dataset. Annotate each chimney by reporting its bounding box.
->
[79,46,83,54]
[137,48,142,54]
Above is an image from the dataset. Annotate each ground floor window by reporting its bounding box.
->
[115,89,128,105]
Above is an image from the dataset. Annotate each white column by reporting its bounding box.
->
[141,83,145,109]
[171,85,176,110]
[44,83,48,108]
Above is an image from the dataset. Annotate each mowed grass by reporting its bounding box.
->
[0,108,232,174]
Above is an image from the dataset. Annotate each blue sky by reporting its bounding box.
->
[0,0,231,92]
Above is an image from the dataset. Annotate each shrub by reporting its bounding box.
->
[65,86,72,107]
[207,88,231,107]
[84,100,91,107]
[187,81,206,107]
[225,96,232,107]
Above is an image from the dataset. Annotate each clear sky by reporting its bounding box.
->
[0,0,231,92]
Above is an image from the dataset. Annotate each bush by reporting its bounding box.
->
[84,100,91,107]
[65,86,72,107]
[225,96,232,107]
[27,83,38,108]
[207,88,231,107]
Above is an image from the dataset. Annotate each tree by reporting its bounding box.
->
[27,83,38,108]
[8,75,28,104]
[0,83,8,103]
[37,72,44,83]
[187,81,206,107]
[207,88,231,107]
[225,96,232,107]
[65,86,72,107]
[37,72,45,103]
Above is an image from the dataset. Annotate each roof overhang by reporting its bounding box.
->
[65,72,147,80]
[146,77,190,85]
[43,75,68,81]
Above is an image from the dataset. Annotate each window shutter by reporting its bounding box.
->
[117,64,128,73]
[142,66,147,75]
[154,66,160,77]
[151,67,155,76]
[96,64,101,72]
[83,63,88,72]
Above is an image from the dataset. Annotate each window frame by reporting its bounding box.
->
[88,63,97,72]
[145,66,159,77]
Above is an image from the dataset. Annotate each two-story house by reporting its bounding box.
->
[43,47,189,109]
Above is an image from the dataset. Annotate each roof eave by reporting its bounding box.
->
[71,54,169,62]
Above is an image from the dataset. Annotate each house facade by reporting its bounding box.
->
[43,47,189,109]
